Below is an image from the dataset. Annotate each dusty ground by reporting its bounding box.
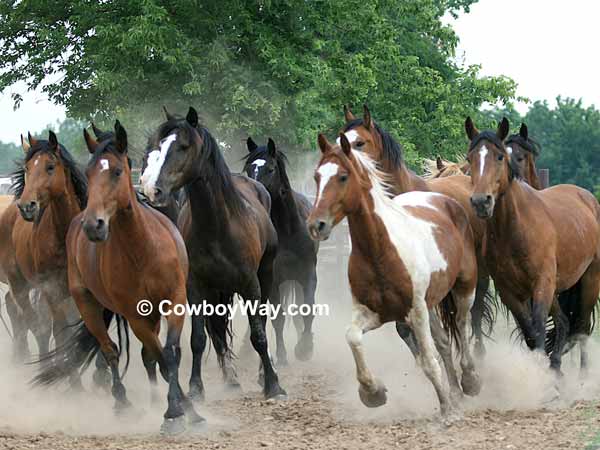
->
[1,275,600,449]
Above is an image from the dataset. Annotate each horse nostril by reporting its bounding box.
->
[96,218,105,230]
[154,187,163,199]
[317,221,327,232]
[485,195,492,203]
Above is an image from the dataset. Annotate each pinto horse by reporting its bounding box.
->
[0,132,85,362]
[341,105,493,358]
[307,133,480,417]
[243,137,318,365]
[141,107,286,401]
[33,121,203,434]
[466,117,600,373]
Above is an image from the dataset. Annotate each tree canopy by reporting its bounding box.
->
[0,0,517,164]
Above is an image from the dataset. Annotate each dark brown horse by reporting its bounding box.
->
[307,133,480,418]
[466,117,600,373]
[0,132,85,362]
[505,123,543,190]
[140,107,286,401]
[341,105,493,358]
[34,121,203,434]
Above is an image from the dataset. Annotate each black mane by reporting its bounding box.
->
[343,118,403,169]
[11,140,87,209]
[242,145,292,195]
[506,134,541,157]
[156,118,246,217]
[469,131,522,181]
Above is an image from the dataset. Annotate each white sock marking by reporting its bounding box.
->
[140,133,177,201]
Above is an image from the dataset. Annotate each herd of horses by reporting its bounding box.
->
[0,104,597,433]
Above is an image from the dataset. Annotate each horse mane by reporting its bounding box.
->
[242,145,293,195]
[422,157,467,179]
[11,140,88,209]
[469,131,522,181]
[505,134,542,157]
[343,118,403,170]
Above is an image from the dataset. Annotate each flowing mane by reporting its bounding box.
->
[343,119,404,169]
[11,140,87,209]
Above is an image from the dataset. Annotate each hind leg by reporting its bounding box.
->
[270,283,289,367]
[470,276,490,359]
[188,278,207,401]
[295,271,317,362]
[209,292,240,390]
[429,311,462,402]
[573,262,600,378]
[346,299,386,408]
[453,287,481,397]
[396,321,420,358]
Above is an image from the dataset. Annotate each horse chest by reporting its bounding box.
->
[14,224,66,281]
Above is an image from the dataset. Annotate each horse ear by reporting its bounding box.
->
[344,105,356,123]
[48,130,58,149]
[519,123,528,140]
[339,133,351,156]
[465,117,479,141]
[497,117,510,141]
[21,134,30,153]
[436,156,444,171]
[267,138,277,157]
[28,132,38,148]
[83,128,98,154]
[246,137,258,153]
[186,107,199,128]
[363,104,373,130]
[91,122,104,139]
[317,133,331,154]
[162,105,175,121]
[114,120,128,153]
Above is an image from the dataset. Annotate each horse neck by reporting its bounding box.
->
[270,188,301,236]
[525,162,542,190]
[389,163,429,195]
[487,181,529,241]
[186,175,235,237]
[39,180,81,241]
[109,188,154,255]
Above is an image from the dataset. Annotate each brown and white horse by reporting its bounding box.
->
[307,133,480,417]
[466,117,600,373]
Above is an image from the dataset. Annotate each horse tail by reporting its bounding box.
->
[438,292,461,352]
[31,309,130,386]
[204,293,234,369]
[474,281,499,339]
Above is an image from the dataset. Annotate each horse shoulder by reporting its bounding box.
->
[143,206,189,278]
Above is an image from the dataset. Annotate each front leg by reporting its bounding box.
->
[346,299,386,408]
[295,271,317,362]
[187,277,207,401]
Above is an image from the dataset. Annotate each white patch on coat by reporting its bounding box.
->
[315,162,339,203]
[251,158,266,177]
[100,159,109,172]
[479,145,488,176]
[336,130,360,145]
[140,133,177,201]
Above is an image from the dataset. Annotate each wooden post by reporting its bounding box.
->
[537,169,549,189]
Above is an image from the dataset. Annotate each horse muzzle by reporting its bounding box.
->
[307,217,333,241]
[470,193,495,219]
[17,200,39,222]
[83,217,109,242]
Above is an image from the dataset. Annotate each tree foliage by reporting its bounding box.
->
[0,0,516,164]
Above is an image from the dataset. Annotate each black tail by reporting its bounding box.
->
[438,292,461,352]
[31,309,129,386]
[204,293,234,369]
[475,283,500,339]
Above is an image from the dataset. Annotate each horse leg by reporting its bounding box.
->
[73,288,130,411]
[531,281,555,367]
[209,292,240,390]
[453,288,482,397]
[470,276,490,359]
[395,321,420,359]
[270,283,288,367]
[429,311,462,402]
[188,278,207,401]
[408,294,453,417]
[4,291,26,359]
[573,262,600,378]
[295,272,317,362]
[9,280,36,362]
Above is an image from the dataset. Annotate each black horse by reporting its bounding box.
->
[141,107,286,401]
[243,137,318,365]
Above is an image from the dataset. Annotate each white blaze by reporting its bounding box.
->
[140,133,177,201]
[251,158,266,177]
[315,162,339,204]
[479,145,488,176]
[506,146,513,157]
[336,130,360,145]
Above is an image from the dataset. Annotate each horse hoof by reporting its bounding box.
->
[441,409,462,426]
[265,385,287,400]
[358,380,387,408]
[113,400,133,416]
[188,386,206,403]
[461,370,481,397]
[186,414,207,433]
[161,415,186,436]
[257,373,265,388]
[225,380,242,392]
[294,334,314,362]
[92,369,111,392]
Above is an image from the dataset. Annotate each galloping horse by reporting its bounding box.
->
[34,121,203,434]
[341,105,493,358]
[243,137,318,365]
[0,132,86,361]
[466,117,600,373]
[505,123,543,190]
[141,107,286,401]
[307,133,480,417]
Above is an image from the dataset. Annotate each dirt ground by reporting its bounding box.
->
[1,280,600,449]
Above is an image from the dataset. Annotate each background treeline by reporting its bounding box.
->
[0,1,598,195]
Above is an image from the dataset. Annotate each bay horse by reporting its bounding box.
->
[466,117,600,374]
[341,105,493,358]
[505,123,543,190]
[0,132,86,362]
[140,107,286,401]
[243,137,318,365]
[307,133,480,417]
[33,121,204,434]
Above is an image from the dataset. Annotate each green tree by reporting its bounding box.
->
[0,0,517,165]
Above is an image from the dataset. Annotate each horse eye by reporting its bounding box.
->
[114,168,123,177]
[356,141,365,148]
[497,154,504,161]
[268,167,275,173]
[339,174,348,183]
[46,164,55,173]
